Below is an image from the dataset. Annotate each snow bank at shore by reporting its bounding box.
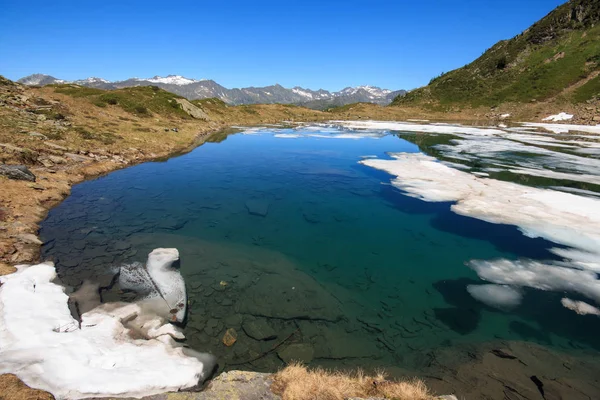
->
[0,249,215,399]
[361,153,600,310]
[542,112,573,122]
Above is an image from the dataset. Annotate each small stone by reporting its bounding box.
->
[45,142,67,151]
[112,240,131,251]
[188,317,205,332]
[222,298,233,306]
[29,132,48,140]
[593,116,600,122]
[278,343,314,364]
[48,155,67,164]
[222,328,238,346]
[224,314,243,329]
[15,233,42,245]
[39,159,54,168]
[303,212,321,224]
[64,153,91,162]
[28,183,45,190]
[206,318,218,328]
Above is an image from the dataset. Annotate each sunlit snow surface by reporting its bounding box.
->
[542,112,574,122]
[0,250,214,399]
[329,120,600,312]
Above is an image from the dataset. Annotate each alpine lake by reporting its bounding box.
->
[40,124,600,390]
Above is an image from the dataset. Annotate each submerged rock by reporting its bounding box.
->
[239,273,343,322]
[242,317,277,341]
[0,164,35,181]
[245,199,270,217]
[278,343,314,364]
[222,328,238,346]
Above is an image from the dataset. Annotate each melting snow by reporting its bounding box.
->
[361,152,600,311]
[332,120,506,136]
[542,112,574,122]
[521,122,600,135]
[0,249,215,399]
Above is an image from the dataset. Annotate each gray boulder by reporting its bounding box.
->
[174,98,210,121]
[0,164,36,181]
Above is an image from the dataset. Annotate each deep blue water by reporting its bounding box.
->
[40,127,600,373]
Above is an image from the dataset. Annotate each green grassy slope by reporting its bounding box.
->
[394,0,600,108]
[52,84,191,118]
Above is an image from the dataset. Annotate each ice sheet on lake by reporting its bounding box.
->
[361,152,600,311]
[561,298,600,316]
[467,284,522,309]
[0,255,215,399]
[521,122,600,135]
[507,167,600,186]
[332,120,506,136]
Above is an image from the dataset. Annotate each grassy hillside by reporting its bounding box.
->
[52,84,192,118]
[394,0,600,108]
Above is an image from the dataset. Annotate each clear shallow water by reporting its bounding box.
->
[41,126,600,374]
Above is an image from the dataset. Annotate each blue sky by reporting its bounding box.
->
[0,0,564,91]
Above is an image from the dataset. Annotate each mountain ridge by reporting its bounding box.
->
[393,0,600,109]
[17,74,405,109]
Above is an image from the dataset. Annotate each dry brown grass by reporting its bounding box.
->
[271,363,433,400]
[0,374,54,400]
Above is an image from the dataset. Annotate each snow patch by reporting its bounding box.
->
[146,75,199,85]
[0,250,215,399]
[542,112,574,122]
[292,88,314,99]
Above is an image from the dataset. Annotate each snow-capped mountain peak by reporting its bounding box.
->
[339,85,391,96]
[78,77,110,84]
[145,75,201,85]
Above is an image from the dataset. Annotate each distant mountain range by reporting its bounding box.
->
[18,74,405,109]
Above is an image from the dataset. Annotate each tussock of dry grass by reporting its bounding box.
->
[271,363,432,400]
[0,374,54,400]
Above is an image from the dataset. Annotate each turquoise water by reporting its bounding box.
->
[40,126,600,374]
